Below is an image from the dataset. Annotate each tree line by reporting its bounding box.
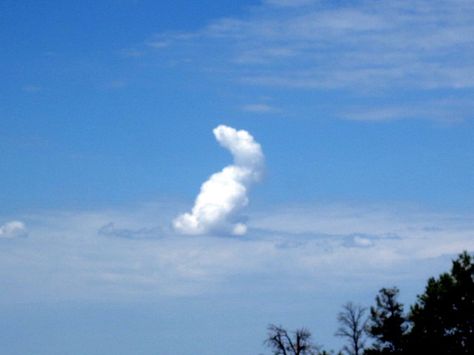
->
[265,251,473,355]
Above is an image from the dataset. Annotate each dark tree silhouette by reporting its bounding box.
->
[406,251,473,354]
[262,251,473,355]
[265,324,319,355]
[365,287,407,354]
[335,302,367,355]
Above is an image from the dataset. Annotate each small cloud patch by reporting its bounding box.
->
[98,222,161,239]
[353,235,373,247]
[242,103,279,114]
[0,221,28,239]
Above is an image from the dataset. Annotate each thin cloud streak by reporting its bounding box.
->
[242,103,279,114]
[342,97,474,123]
[138,0,474,122]
[150,0,474,90]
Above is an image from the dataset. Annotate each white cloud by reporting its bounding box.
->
[188,0,474,91]
[241,103,279,113]
[98,222,161,239]
[264,0,317,7]
[0,221,27,239]
[141,0,474,123]
[342,97,474,123]
[146,40,170,49]
[353,235,374,247]
[173,125,264,236]
[0,202,472,303]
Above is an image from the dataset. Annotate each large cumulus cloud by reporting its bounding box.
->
[173,125,264,236]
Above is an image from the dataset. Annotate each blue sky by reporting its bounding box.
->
[1,0,473,354]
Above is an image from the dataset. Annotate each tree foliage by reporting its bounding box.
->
[263,251,473,355]
[365,287,407,354]
[407,251,473,354]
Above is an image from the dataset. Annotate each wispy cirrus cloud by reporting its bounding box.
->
[134,0,474,122]
[212,0,474,90]
[98,222,161,239]
[263,0,318,7]
[342,97,474,123]
[241,103,279,114]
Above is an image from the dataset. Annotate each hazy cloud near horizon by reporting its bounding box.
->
[1,202,472,304]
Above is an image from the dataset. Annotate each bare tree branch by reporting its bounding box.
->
[335,302,367,355]
[265,324,319,355]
